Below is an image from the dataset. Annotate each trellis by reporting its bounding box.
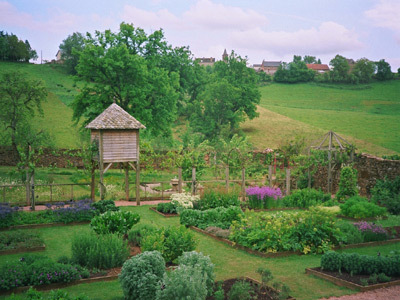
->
[307,131,354,193]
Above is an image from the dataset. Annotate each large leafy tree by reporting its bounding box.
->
[351,58,376,83]
[274,56,315,83]
[329,54,350,82]
[375,59,393,81]
[0,72,47,160]
[189,52,260,141]
[0,32,37,62]
[72,23,182,138]
[59,32,85,74]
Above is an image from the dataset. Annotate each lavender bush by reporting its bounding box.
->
[0,203,20,228]
[353,221,388,242]
[246,186,283,209]
[51,199,97,223]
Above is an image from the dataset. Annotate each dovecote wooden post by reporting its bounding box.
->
[86,103,145,203]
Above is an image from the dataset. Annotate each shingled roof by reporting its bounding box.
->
[86,103,146,130]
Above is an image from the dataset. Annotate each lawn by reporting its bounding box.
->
[246,81,400,155]
[1,205,399,300]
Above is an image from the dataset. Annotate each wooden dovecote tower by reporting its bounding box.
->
[86,103,145,204]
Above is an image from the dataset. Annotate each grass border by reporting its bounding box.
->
[0,221,90,231]
[149,207,178,218]
[0,244,46,256]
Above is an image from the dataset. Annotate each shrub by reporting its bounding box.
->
[335,221,363,245]
[195,189,240,210]
[0,254,86,291]
[283,188,331,208]
[156,202,177,214]
[335,166,358,201]
[178,251,215,297]
[230,208,344,254]
[0,230,44,250]
[371,176,400,215]
[353,221,388,242]
[141,226,196,264]
[7,287,90,300]
[0,203,19,228]
[90,211,140,235]
[156,265,208,300]
[246,186,283,209]
[71,233,129,269]
[91,200,119,214]
[180,206,244,230]
[119,251,165,300]
[128,224,157,246]
[170,193,200,210]
[340,196,387,219]
[227,280,253,300]
[321,251,400,276]
[52,200,97,224]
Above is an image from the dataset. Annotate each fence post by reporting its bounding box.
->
[125,163,129,201]
[241,167,246,201]
[25,169,30,206]
[268,165,272,186]
[3,186,5,203]
[70,185,74,200]
[192,167,196,195]
[50,185,53,202]
[286,168,291,196]
[178,168,182,193]
[225,166,229,191]
[161,182,164,200]
[31,173,35,211]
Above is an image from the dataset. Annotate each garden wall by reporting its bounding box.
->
[313,153,400,196]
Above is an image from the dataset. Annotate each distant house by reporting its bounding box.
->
[252,64,262,71]
[55,50,64,64]
[196,57,215,66]
[306,64,330,73]
[260,61,281,75]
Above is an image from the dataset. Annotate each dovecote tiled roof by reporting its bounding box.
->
[86,103,145,130]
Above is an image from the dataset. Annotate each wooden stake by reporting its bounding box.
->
[136,161,140,206]
[99,131,105,200]
[125,163,129,201]
[225,166,229,191]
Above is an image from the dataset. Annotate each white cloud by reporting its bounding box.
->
[230,22,364,55]
[183,0,268,31]
[365,0,400,42]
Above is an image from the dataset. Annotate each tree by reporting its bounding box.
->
[72,23,181,138]
[375,59,393,81]
[189,52,260,141]
[303,55,317,64]
[350,58,376,83]
[273,56,315,83]
[0,72,47,160]
[59,32,85,74]
[329,55,350,82]
[0,33,37,62]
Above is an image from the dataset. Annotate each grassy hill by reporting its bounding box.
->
[243,81,400,156]
[0,61,81,148]
[1,61,399,156]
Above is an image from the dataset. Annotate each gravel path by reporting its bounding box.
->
[320,286,400,300]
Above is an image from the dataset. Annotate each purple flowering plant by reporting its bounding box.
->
[353,221,388,242]
[246,186,283,209]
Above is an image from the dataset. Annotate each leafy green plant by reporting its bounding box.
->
[71,233,129,269]
[180,206,244,230]
[335,221,363,245]
[195,189,240,210]
[156,265,208,300]
[371,176,400,215]
[335,166,358,201]
[227,280,253,300]
[90,211,140,235]
[141,226,196,264]
[178,251,215,297]
[128,224,157,246]
[340,196,387,219]
[7,287,90,300]
[156,202,177,214]
[283,188,331,208]
[91,200,119,214]
[119,251,165,300]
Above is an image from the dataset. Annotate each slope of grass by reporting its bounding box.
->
[0,62,81,148]
[253,81,400,155]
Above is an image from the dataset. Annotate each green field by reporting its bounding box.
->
[244,81,400,155]
[1,62,399,156]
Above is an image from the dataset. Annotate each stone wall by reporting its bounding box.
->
[312,153,400,196]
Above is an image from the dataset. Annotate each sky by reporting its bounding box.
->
[1,0,400,70]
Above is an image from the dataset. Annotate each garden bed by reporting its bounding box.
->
[149,207,178,218]
[0,221,90,231]
[190,226,301,258]
[0,244,46,256]
[242,207,302,212]
[306,267,400,292]
[207,277,295,300]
